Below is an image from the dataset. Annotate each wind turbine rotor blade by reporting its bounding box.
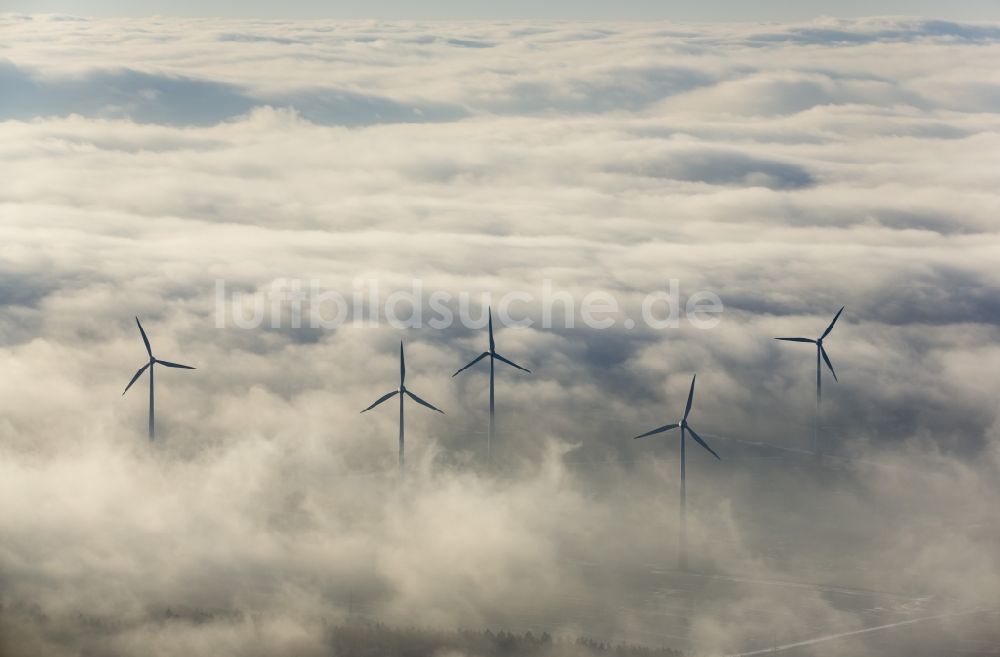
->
[493,352,531,373]
[488,307,495,351]
[774,337,815,343]
[135,317,153,357]
[820,306,845,340]
[122,362,150,395]
[361,390,399,413]
[633,423,679,440]
[687,426,721,460]
[156,359,195,369]
[405,389,445,414]
[683,374,696,421]
[820,345,838,382]
[452,351,489,377]
[399,341,405,385]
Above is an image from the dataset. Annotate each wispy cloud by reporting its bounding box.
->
[1,14,999,657]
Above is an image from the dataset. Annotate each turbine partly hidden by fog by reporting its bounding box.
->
[632,374,721,572]
[361,341,444,472]
[1,13,999,657]
[775,307,843,455]
[122,317,196,440]
[453,308,532,464]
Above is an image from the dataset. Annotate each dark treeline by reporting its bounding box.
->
[328,623,684,657]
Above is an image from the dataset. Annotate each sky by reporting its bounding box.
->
[1,11,1000,657]
[5,0,1000,20]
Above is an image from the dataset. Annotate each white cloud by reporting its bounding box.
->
[1,13,999,657]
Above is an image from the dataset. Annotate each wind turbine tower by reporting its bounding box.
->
[775,306,844,456]
[122,317,195,440]
[362,341,444,472]
[632,375,720,570]
[452,307,530,463]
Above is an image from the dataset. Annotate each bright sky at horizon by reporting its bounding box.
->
[5,0,1000,20]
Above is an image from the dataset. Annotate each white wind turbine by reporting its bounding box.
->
[362,341,444,472]
[122,317,195,440]
[775,306,844,455]
[452,307,531,463]
[632,374,720,570]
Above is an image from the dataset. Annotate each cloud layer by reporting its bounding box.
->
[1,13,999,657]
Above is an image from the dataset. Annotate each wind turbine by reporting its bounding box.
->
[775,306,844,455]
[361,341,444,473]
[633,374,720,571]
[122,317,195,440]
[452,307,530,463]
